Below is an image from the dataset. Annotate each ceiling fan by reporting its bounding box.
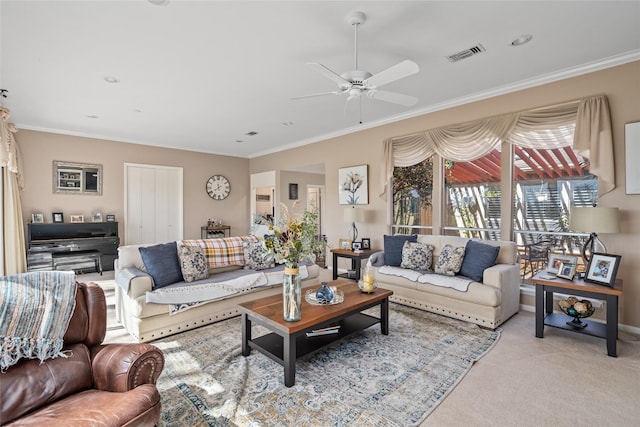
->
[293,11,420,110]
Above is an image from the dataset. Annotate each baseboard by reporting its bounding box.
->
[519,285,640,336]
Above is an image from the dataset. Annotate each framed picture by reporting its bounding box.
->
[361,238,371,250]
[557,262,576,280]
[52,212,64,223]
[584,253,622,287]
[288,183,298,200]
[339,239,352,250]
[256,194,270,201]
[339,164,368,205]
[352,242,362,251]
[106,214,116,222]
[70,215,84,223]
[547,254,578,274]
[93,212,103,222]
[31,213,44,224]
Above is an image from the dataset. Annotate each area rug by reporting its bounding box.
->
[153,303,500,426]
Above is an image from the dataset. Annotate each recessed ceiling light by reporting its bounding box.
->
[511,34,533,46]
[104,75,120,83]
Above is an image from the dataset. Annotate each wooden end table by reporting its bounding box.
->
[238,280,393,387]
[331,248,377,281]
[531,272,623,357]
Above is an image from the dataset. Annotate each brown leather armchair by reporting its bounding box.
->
[1,282,164,426]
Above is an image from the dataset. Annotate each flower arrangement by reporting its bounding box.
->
[342,171,363,204]
[264,202,320,268]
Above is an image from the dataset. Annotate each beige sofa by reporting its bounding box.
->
[370,235,520,329]
[115,237,320,342]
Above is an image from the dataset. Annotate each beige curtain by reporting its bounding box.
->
[381,95,614,198]
[1,107,27,275]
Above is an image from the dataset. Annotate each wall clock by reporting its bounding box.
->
[206,175,230,200]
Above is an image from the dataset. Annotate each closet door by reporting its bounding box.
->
[125,163,183,245]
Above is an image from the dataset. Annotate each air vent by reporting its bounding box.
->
[446,44,486,63]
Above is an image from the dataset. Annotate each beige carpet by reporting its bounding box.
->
[84,271,640,427]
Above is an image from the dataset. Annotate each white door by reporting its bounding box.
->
[125,163,183,245]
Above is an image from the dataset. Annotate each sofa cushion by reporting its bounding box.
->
[243,240,275,271]
[459,240,500,281]
[138,242,183,289]
[177,245,209,283]
[434,244,466,276]
[384,235,418,266]
[400,241,435,271]
[182,236,258,268]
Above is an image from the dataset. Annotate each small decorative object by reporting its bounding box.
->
[584,252,621,287]
[360,265,377,293]
[31,213,44,224]
[339,164,368,205]
[52,212,64,223]
[70,215,84,223]
[106,214,116,222]
[92,212,102,222]
[283,267,302,321]
[361,238,371,250]
[558,297,595,329]
[352,241,362,252]
[315,281,334,304]
[556,262,576,280]
[305,288,344,305]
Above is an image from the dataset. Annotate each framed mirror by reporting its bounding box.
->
[53,161,103,195]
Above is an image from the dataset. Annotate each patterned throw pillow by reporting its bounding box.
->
[400,241,435,271]
[434,244,466,276]
[177,245,209,283]
[243,240,275,271]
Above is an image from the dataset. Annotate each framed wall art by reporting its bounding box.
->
[52,212,64,223]
[288,183,298,200]
[584,253,621,287]
[339,164,368,205]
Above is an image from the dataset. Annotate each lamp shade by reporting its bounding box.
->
[569,207,620,234]
[344,207,364,223]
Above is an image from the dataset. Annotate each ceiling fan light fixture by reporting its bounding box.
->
[511,34,533,46]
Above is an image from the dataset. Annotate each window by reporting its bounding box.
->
[392,156,434,235]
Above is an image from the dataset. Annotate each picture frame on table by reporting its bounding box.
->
[31,213,44,224]
[584,252,622,287]
[547,254,578,274]
[52,212,64,223]
[70,215,84,223]
[556,262,576,280]
[339,239,352,250]
[93,212,103,222]
[106,214,116,222]
[361,238,371,250]
[352,242,362,252]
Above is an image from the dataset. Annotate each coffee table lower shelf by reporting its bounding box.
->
[248,312,379,363]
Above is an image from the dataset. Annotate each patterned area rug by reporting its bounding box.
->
[154,303,500,426]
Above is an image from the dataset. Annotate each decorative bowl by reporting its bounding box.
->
[305,288,344,305]
[558,297,595,329]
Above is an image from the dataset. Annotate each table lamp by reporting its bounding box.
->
[569,206,620,264]
[344,207,364,244]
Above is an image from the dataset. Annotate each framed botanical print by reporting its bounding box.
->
[339,165,368,205]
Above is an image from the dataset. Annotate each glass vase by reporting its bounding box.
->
[283,267,302,322]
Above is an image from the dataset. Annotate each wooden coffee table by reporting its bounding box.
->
[238,279,393,387]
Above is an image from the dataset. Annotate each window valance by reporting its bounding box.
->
[381,95,614,198]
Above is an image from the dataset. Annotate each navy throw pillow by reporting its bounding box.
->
[459,240,500,282]
[384,234,418,266]
[139,242,183,289]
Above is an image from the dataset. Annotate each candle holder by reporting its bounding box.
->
[359,266,377,293]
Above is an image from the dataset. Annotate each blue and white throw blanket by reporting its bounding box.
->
[0,271,77,371]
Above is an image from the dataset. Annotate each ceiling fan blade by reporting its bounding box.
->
[367,89,418,107]
[291,90,344,100]
[364,60,419,88]
[307,62,350,87]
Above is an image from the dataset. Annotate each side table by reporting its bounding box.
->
[331,248,377,282]
[531,272,623,357]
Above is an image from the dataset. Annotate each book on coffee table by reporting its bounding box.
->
[306,325,340,337]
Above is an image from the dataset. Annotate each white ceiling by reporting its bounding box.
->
[2,1,639,159]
